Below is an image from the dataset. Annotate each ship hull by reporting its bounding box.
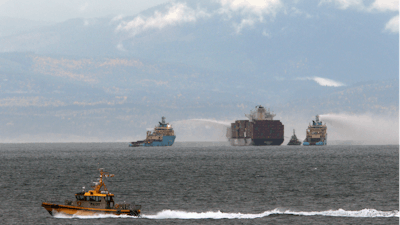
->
[130,135,176,147]
[252,138,284,146]
[303,140,326,146]
[229,138,284,146]
[41,202,140,216]
[229,138,252,146]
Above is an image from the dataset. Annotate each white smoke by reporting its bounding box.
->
[319,113,399,145]
[53,208,399,219]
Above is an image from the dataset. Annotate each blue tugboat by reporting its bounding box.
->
[303,115,327,146]
[129,117,176,147]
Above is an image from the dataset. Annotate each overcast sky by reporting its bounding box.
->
[0,0,170,22]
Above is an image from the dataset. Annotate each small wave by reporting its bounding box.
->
[53,208,399,219]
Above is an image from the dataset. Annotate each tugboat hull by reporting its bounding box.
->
[130,135,176,147]
[288,141,302,145]
[41,202,141,216]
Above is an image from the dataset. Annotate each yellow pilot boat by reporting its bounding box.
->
[42,169,141,217]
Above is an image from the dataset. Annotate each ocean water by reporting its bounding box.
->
[0,143,398,224]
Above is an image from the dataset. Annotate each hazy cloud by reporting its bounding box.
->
[369,0,399,12]
[111,14,124,22]
[319,0,399,11]
[312,77,345,87]
[218,0,282,15]
[0,0,9,6]
[320,0,399,33]
[319,0,364,10]
[385,15,399,33]
[116,2,210,36]
[79,2,89,12]
[289,6,313,18]
[298,76,345,87]
[217,0,283,33]
[262,29,272,37]
[116,43,126,51]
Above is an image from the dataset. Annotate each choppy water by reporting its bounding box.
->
[0,143,398,224]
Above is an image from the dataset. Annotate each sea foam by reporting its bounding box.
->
[54,208,399,219]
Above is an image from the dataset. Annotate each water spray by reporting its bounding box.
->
[319,113,399,145]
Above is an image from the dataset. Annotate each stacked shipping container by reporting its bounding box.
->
[229,120,284,146]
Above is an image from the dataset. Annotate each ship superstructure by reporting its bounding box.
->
[303,115,327,146]
[226,105,284,146]
[130,117,176,147]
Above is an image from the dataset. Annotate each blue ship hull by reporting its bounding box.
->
[130,135,176,147]
[303,140,327,146]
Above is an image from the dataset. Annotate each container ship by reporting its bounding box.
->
[226,105,284,146]
[129,117,176,147]
[303,115,327,146]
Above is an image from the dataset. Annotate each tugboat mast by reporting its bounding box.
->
[92,168,114,193]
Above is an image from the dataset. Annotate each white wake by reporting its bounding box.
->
[54,208,399,219]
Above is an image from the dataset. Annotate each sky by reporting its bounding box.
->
[0,0,170,22]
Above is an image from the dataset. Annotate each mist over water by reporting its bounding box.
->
[319,113,399,145]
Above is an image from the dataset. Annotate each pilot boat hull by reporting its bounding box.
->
[42,202,140,216]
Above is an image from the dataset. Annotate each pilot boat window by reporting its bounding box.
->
[76,195,84,200]
[85,196,90,201]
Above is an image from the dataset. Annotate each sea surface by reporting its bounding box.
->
[0,143,398,224]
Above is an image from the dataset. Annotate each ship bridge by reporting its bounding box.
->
[245,105,276,122]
